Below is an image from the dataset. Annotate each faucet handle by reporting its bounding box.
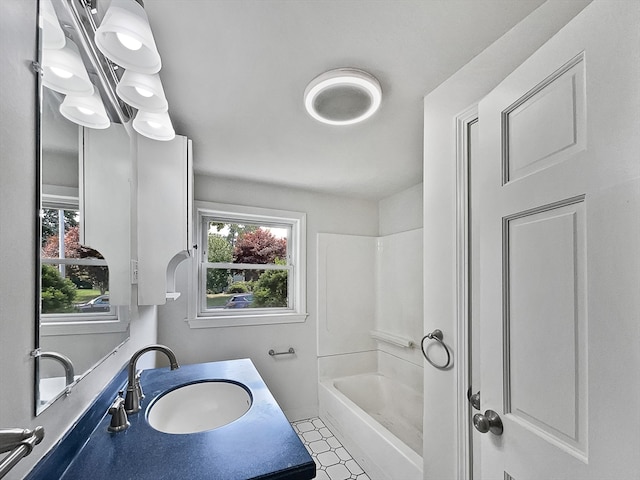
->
[108,395,130,433]
[135,370,144,400]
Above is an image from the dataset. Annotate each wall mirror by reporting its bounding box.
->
[36,0,133,414]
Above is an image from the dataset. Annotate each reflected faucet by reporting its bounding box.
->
[124,344,179,414]
[39,351,75,386]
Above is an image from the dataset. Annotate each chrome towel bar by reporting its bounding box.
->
[0,427,44,479]
[268,348,295,356]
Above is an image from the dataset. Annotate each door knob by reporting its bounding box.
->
[467,387,481,410]
[473,409,503,435]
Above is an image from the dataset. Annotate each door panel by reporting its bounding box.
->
[504,198,587,456]
[504,55,585,184]
[475,1,640,478]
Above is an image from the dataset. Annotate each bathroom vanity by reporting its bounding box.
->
[27,359,315,479]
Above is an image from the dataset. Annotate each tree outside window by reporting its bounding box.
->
[40,207,110,316]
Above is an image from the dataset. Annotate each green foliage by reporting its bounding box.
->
[227,282,250,293]
[252,259,288,308]
[206,234,233,293]
[41,264,77,313]
[209,222,257,247]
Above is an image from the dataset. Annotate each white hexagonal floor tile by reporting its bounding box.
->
[291,417,369,480]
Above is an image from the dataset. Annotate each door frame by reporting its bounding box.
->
[421,4,591,478]
[455,105,478,480]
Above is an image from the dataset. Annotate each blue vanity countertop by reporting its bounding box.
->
[52,359,315,480]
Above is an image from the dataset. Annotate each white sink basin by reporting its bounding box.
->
[147,381,252,434]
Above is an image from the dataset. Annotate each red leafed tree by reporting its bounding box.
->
[233,229,286,281]
[42,226,108,293]
[42,226,85,259]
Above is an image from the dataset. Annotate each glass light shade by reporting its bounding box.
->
[59,87,110,129]
[40,0,66,49]
[304,68,382,126]
[133,110,175,141]
[94,0,161,74]
[116,70,168,113]
[42,39,93,96]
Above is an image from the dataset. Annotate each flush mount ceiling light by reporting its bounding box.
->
[42,38,94,96]
[133,110,175,141]
[116,70,168,112]
[304,68,382,126]
[59,86,111,129]
[94,0,161,74]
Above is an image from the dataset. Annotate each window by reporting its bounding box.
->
[40,197,116,323]
[189,201,307,328]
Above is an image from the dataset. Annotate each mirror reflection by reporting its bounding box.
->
[37,0,131,414]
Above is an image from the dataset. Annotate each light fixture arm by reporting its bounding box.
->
[54,0,133,127]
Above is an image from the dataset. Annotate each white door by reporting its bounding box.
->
[474,1,640,478]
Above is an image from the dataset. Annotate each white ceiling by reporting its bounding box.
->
[144,0,545,200]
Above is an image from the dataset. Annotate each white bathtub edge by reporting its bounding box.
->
[318,378,423,480]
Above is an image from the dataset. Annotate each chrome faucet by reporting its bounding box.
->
[39,351,75,386]
[124,344,179,414]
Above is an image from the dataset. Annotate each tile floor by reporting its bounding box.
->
[291,417,370,480]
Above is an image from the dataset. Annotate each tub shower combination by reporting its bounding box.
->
[319,372,423,480]
[318,349,425,480]
[318,332,452,480]
[316,230,451,480]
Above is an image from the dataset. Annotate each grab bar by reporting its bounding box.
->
[268,348,295,356]
[370,330,415,348]
[0,427,45,479]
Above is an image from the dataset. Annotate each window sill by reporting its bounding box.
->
[187,312,309,329]
[41,307,130,336]
[40,319,129,336]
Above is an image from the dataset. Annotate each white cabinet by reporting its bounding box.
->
[80,124,132,306]
[136,133,193,305]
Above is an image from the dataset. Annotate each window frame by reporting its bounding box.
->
[188,201,307,328]
[40,191,128,334]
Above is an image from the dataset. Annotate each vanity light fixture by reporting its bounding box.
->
[40,0,66,49]
[59,86,111,129]
[42,38,94,96]
[116,70,168,113]
[304,68,382,126]
[94,0,162,74]
[133,110,175,141]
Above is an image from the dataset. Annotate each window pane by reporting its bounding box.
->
[41,263,110,315]
[204,267,289,310]
[41,208,76,246]
[206,221,288,265]
[41,208,102,260]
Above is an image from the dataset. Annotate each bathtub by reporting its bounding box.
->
[319,372,423,480]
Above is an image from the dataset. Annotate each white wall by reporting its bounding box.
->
[379,182,422,236]
[377,184,424,366]
[157,175,379,421]
[421,1,591,478]
[317,184,424,385]
[0,4,159,477]
[317,233,377,357]
[0,4,39,475]
[375,228,423,365]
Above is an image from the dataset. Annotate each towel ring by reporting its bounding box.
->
[421,329,452,370]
